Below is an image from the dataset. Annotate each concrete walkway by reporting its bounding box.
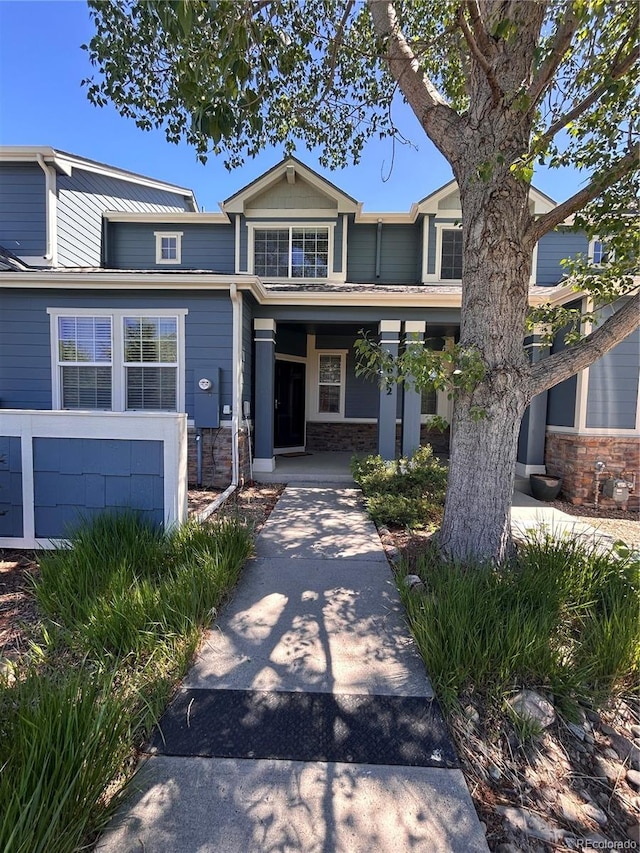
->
[97,485,489,853]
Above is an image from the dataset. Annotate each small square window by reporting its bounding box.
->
[155,232,182,265]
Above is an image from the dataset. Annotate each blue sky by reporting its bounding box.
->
[0,1,587,212]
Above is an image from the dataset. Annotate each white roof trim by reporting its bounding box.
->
[417,177,558,217]
[0,146,198,208]
[104,210,230,224]
[224,157,359,214]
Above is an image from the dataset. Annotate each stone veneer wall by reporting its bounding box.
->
[187,426,251,488]
[545,432,639,509]
[305,422,450,456]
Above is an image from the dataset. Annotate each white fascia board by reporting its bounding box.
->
[354,204,419,224]
[0,271,262,290]
[224,158,358,214]
[416,179,459,214]
[0,146,196,203]
[0,146,73,176]
[104,210,230,224]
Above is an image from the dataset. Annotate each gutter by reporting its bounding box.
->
[35,154,58,265]
[196,281,243,522]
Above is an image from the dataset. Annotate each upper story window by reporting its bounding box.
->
[50,309,186,412]
[253,226,329,278]
[440,229,463,279]
[155,231,182,265]
[589,238,609,266]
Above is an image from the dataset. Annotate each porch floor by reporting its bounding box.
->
[252,451,356,484]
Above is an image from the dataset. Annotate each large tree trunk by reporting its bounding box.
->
[439,165,535,563]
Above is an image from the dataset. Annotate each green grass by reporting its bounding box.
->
[0,666,134,853]
[400,533,639,713]
[2,510,253,853]
[351,445,448,529]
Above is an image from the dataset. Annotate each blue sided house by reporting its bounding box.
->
[0,147,637,547]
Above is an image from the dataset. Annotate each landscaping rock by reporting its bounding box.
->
[402,574,424,592]
[603,729,640,770]
[593,756,621,783]
[630,724,640,739]
[507,690,556,729]
[585,708,601,725]
[566,722,585,741]
[582,803,607,826]
[627,822,640,845]
[603,747,619,760]
[496,806,566,844]
[626,768,640,789]
[559,794,583,826]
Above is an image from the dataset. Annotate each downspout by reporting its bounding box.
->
[375,218,382,279]
[196,282,242,521]
[36,154,58,265]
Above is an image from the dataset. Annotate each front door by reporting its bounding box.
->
[274,360,306,448]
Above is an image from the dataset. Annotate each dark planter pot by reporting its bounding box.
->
[530,474,562,502]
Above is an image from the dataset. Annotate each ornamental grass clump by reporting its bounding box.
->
[0,666,134,853]
[351,445,447,529]
[400,533,639,714]
[5,510,253,853]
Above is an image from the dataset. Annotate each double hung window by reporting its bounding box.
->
[58,316,112,409]
[253,227,329,278]
[51,310,184,412]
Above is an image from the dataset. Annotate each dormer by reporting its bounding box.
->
[224,158,358,282]
[418,180,557,284]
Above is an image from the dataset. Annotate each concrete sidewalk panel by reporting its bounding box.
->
[255,485,387,561]
[96,755,489,853]
[185,558,432,697]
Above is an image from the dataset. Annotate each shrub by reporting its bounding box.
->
[351,445,447,528]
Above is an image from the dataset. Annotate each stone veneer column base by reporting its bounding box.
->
[545,432,639,509]
[187,425,251,489]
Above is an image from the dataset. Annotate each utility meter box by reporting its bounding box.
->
[194,368,220,428]
[602,478,629,503]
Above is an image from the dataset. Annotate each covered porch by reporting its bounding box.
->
[251,311,459,477]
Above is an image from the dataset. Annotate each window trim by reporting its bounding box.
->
[309,348,347,421]
[435,224,463,281]
[154,231,183,265]
[588,237,608,267]
[48,308,187,413]
[247,221,335,280]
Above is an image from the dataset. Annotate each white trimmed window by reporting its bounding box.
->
[440,228,463,279]
[316,352,345,417]
[124,316,178,410]
[251,225,331,278]
[49,309,186,412]
[155,232,182,264]
[589,238,608,266]
[57,316,113,409]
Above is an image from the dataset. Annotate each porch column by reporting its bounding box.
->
[377,320,401,460]
[253,319,276,473]
[402,320,426,457]
[516,328,550,476]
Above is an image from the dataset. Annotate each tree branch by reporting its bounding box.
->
[457,4,502,101]
[529,291,640,396]
[465,0,493,56]
[535,43,639,151]
[526,1,580,109]
[367,0,461,159]
[528,144,640,242]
